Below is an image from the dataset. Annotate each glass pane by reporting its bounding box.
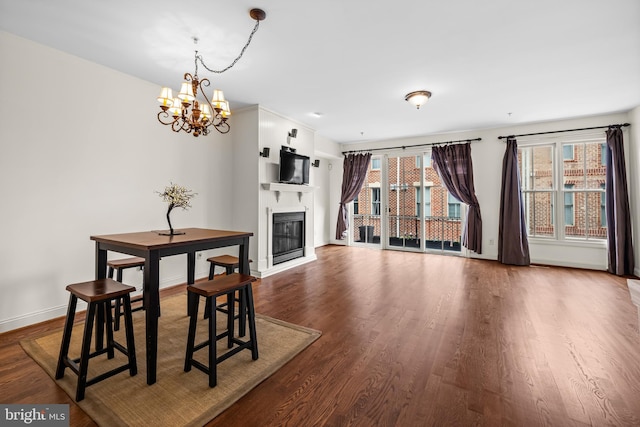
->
[565,192,584,237]
[523,191,555,237]
[563,144,574,160]
[588,191,606,239]
[600,185,607,227]
[388,155,420,248]
[563,141,606,190]
[585,141,607,190]
[564,191,604,240]
[519,145,553,190]
[352,156,380,245]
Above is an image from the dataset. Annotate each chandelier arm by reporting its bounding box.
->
[215,121,231,134]
[157,110,176,126]
[196,19,260,74]
[199,79,217,113]
[174,117,191,133]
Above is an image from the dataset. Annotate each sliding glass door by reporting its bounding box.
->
[387,154,421,249]
[386,153,463,254]
[349,152,463,254]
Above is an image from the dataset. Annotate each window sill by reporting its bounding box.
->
[528,237,607,249]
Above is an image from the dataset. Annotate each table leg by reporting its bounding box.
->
[239,236,250,275]
[144,251,160,385]
[187,251,196,316]
[94,244,108,350]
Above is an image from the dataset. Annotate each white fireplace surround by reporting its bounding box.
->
[263,205,316,277]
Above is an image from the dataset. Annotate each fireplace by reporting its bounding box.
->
[272,211,305,265]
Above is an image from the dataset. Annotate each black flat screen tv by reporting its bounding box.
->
[279,149,310,185]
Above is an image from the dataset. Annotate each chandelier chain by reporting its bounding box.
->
[196,20,260,75]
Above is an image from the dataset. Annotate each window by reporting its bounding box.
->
[563,144,574,160]
[600,183,606,227]
[564,184,574,226]
[371,188,381,215]
[519,145,555,237]
[448,193,461,218]
[425,187,431,217]
[601,143,607,166]
[415,187,431,217]
[371,158,381,170]
[353,196,359,215]
[518,140,606,241]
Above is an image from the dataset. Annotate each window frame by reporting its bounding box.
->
[447,192,461,219]
[518,138,607,244]
[371,187,381,216]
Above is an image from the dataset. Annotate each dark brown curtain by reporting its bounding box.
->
[336,153,372,240]
[605,127,635,275]
[498,138,530,265]
[431,143,483,254]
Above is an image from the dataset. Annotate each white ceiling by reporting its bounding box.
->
[1,0,639,144]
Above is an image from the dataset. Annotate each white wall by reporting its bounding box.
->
[314,134,342,247]
[0,31,235,331]
[334,112,636,270]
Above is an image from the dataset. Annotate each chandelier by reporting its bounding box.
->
[157,8,266,136]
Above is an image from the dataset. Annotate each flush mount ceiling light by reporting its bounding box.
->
[405,90,432,109]
[157,8,266,136]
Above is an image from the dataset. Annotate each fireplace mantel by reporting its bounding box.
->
[261,183,314,202]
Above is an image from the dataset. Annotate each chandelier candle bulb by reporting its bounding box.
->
[211,89,226,110]
[178,82,195,102]
[157,87,173,109]
[201,104,211,120]
[169,98,182,117]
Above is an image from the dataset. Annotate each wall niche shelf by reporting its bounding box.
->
[262,183,314,202]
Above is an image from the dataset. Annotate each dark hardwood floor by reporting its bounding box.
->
[2,245,639,426]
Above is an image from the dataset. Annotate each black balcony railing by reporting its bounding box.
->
[353,214,462,252]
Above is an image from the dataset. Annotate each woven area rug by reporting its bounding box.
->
[21,292,321,426]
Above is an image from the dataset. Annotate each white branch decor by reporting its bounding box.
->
[157,183,197,235]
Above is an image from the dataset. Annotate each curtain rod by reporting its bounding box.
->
[498,123,630,140]
[341,138,481,155]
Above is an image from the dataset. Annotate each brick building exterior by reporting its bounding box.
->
[352,155,462,250]
[518,141,607,239]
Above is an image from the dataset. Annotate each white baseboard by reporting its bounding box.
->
[529,257,607,271]
[255,254,317,278]
[0,268,211,334]
[0,304,70,333]
[628,279,640,331]
[628,279,640,306]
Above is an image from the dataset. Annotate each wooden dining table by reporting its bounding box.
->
[90,228,253,385]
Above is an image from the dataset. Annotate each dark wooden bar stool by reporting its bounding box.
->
[207,255,246,280]
[108,257,145,331]
[56,278,137,402]
[206,255,252,335]
[184,273,258,387]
